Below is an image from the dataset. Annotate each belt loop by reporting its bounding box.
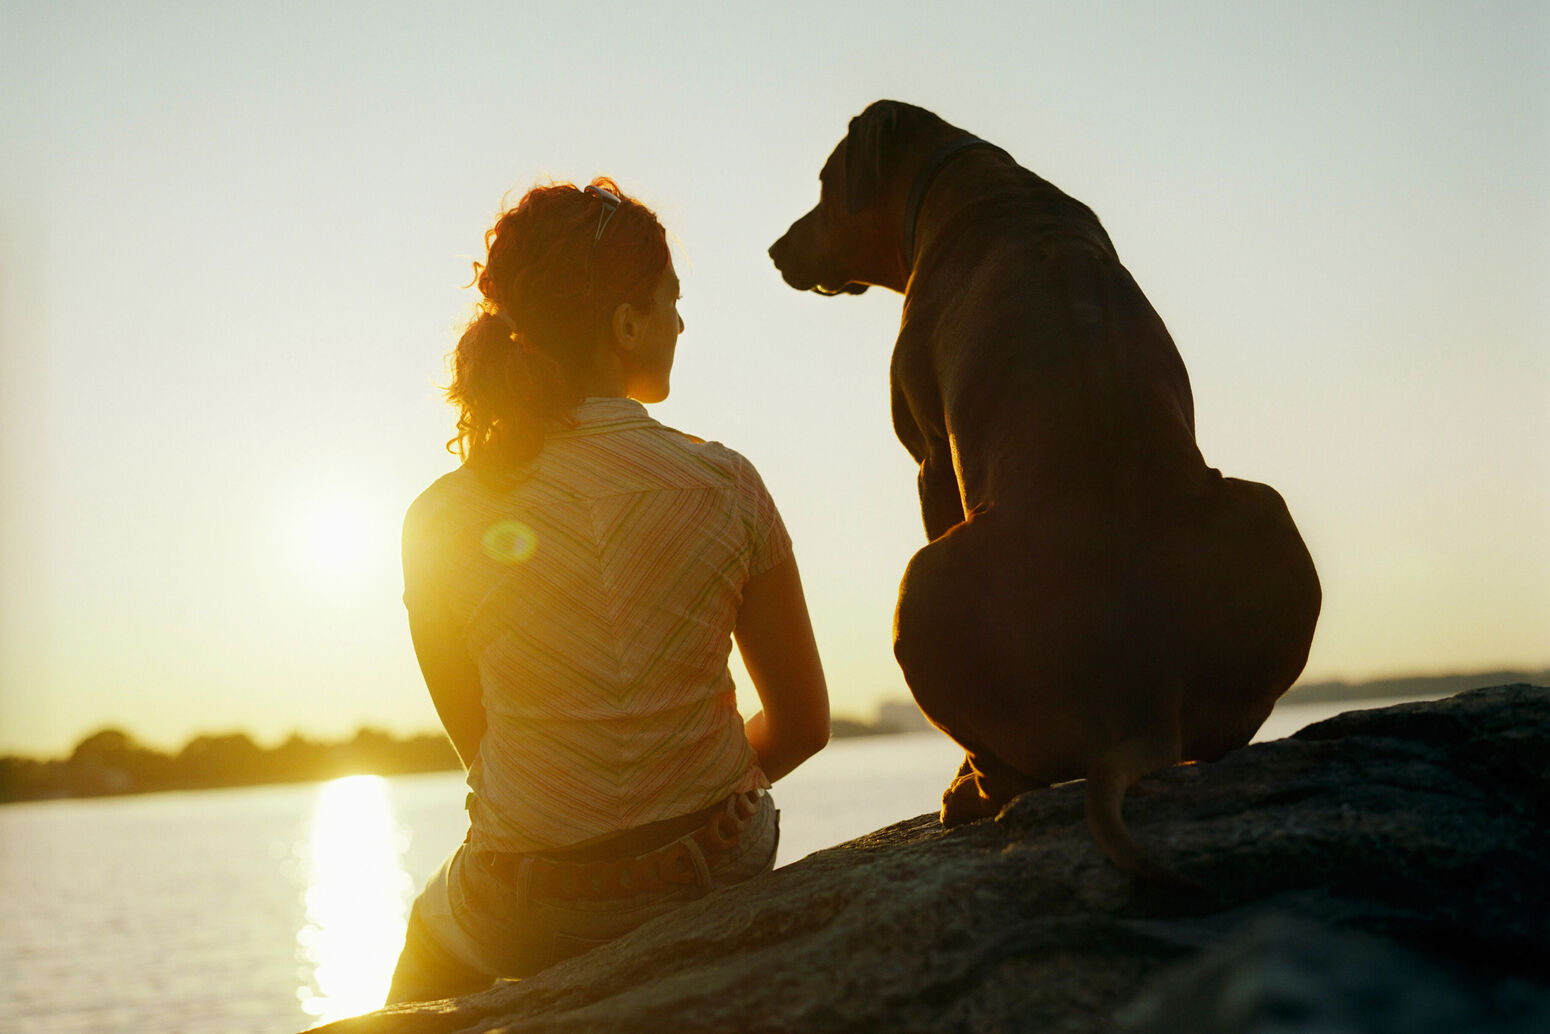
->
[514,856,535,909]
[682,836,713,896]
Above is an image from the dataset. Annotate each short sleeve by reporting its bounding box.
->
[732,452,794,577]
[401,483,451,613]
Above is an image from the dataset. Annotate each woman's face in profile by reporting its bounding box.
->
[624,260,683,404]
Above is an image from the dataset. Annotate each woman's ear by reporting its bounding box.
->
[611,301,640,353]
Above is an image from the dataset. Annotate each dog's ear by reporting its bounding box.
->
[843,100,937,214]
[843,101,902,214]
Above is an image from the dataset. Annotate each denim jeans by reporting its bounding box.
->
[386,791,779,1004]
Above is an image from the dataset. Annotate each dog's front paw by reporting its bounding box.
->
[940,771,998,827]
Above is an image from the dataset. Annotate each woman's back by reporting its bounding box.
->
[405,398,790,852]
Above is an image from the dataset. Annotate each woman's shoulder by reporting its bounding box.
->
[652,430,785,527]
[648,421,760,478]
[403,466,485,542]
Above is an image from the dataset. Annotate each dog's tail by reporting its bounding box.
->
[1084,736,1206,893]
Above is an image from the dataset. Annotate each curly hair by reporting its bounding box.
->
[447,178,671,471]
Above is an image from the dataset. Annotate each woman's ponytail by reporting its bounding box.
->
[446,310,579,471]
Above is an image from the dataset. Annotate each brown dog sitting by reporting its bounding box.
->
[770,100,1321,887]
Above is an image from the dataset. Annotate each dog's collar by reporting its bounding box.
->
[903,136,1010,269]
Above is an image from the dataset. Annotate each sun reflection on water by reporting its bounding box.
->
[296,775,413,1026]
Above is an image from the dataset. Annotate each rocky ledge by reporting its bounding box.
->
[316,685,1550,1033]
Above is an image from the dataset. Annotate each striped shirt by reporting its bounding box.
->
[402,398,791,854]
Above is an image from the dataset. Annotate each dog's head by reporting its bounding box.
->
[769,100,950,297]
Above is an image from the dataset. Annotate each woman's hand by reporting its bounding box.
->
[734,557,831,782]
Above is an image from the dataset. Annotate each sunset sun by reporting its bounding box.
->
[296,497,380,576]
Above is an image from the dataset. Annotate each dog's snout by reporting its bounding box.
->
[770,205,865,295]
[768,221,818,291]
[769,223,801,269]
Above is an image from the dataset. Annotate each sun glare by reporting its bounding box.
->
[295,775,414,1025]
[297,498,378,576]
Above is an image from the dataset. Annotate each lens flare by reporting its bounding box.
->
[482,519,539,564]
[295,775,413,1025]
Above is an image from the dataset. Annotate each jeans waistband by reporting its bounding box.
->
[478,789,765,900]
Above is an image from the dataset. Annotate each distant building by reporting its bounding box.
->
[876,699,931,734]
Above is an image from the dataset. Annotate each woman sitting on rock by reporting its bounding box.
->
[386,179,831,1003]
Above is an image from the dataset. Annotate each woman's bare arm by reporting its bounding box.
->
[406,604,485,771]
[734,556,831,782]
[402,495,484,770]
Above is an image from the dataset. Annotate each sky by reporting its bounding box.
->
[1,0,1546,757]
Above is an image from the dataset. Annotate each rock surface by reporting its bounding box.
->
[315,686,1550,1034]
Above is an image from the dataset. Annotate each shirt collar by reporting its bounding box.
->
[546,397,656,438]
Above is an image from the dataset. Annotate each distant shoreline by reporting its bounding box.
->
[4,669,1543,806]
[1282,668,1550,705]
[0,719,925,806]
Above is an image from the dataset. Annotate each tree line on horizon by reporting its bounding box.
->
[0,726,461,804]
[0,706,926,805]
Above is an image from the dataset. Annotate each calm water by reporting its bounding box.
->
[0,698,1425,1033]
